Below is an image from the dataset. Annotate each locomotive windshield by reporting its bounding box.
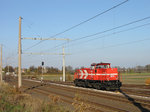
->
[90,65,95,69]
[90,63,110,69]
[96,64,110,69]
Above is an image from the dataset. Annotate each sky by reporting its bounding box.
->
[0,0,150,69]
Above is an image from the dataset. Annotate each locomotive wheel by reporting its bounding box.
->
[75,82,78,86]
[106,87,110,91]
[84,81,88,88]
[74,80,79,86]
[93,83,99,89]
[96,83,101,90]
[83,83,86,88]
[81,81,86,87]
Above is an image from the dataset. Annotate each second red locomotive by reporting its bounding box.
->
[74,63,122,90]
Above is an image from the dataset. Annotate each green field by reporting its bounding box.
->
[0,82,70,112]
[24,73,74,81]
[24,72,150,85]
[37,74,74,81]
[121,73,150,85]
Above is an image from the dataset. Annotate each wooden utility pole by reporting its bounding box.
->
[0,45,2,82]
[18,16,22,88]
[62,46,65,82]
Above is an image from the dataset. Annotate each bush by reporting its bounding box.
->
[67,74,73,81]
[145,78,150,85]
[0,82,69,112]
[72,94,90,112]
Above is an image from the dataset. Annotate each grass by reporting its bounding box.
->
[72,94,90,112]
[36,74,74,81]
[121,72,150,85]
[24,73,74,81]
[23,72,150,85]
[145,78,150,85]
[0,82,94,112]
[121,72,150,76]
[0,82,70,112]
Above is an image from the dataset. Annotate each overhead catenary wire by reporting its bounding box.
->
[72,16,150,41]
[23,20,41,38]
[23,0,129,52]
[40,16,150,52]
[72,37,150,55]
[22,54,61,67]
[69,22,150,47]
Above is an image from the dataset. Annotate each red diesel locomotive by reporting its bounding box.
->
[74,63,122,90]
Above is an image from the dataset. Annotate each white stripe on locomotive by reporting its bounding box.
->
[84,70,89,79]
[78,71,117,79]
[79,70,84,79]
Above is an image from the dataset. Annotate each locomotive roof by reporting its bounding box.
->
[91,63,97,66]
[91,63,110,66]
[97,63,110,65]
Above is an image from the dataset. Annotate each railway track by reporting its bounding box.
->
[45,80,150,97]
[22,81,134,112]
[44,80,150,97]
[6,79,125,112]
[4,77,150,112]
[5,76,150,99]
[4,78,105,112]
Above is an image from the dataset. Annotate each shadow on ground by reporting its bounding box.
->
[119,89,150,112]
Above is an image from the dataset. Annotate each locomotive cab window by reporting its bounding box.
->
[96,64,110,69]
[96,65,105,68]
[106,65,110,68]
[90,65,95,69]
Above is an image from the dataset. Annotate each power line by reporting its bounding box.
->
[38,22,150,53]
[23,53,63,66]
[103,38,150,49]
[42,16,150,52]
[73,38,150,55]
[72,16,150,41]
[23,20,41,38]
[70,22,150,47]
[22,37,70,41]
[23,0,129,51]
[23,52,71,55]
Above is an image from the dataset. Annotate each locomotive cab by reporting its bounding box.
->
[90,63,96,69]
[95,63,110,69]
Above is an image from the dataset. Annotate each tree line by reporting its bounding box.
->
[3,65,74,75]
[3,64,150,75]
[116,64,150,73]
